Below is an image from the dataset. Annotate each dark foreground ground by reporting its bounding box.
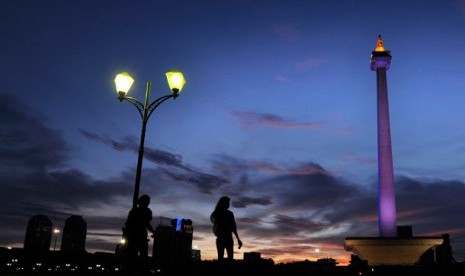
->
[3,261,465,276]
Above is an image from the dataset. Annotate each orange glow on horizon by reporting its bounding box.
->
[194,238,352,265]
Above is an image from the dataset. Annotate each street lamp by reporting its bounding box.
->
[114,69,186,208]
[315,248,320,260]
[53,228,60,251]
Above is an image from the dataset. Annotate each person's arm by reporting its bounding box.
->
[231,213,243,249]
[234,230,243,249]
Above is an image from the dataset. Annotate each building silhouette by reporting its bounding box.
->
[23,215,53,253]
[192,249,201,261]
[172,217,193,264]
[244,252,262,264]
[60,215,87,254]
[152,217,193,272]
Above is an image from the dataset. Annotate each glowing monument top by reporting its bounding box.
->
[371,35,391,71]
[375,35,385,51]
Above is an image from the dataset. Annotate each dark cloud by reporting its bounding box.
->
[3,93,465,262]
[162,168,229,194]
[395,177,465,234]
[213,156,465,259]
[81,129,185,168]
[82,129,231,194]
[273,214,329,235]
[210,154,254,176]
[233,195,273,208]
[231,111,324,130]
[0,93,68,174]
[263,166,359,211]
[0,95,132,251]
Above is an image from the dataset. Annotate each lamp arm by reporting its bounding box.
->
[121,96,145,119]
[146,93,178,121]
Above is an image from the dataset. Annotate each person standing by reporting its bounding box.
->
[124,194,155,275]
[210,196,243,261]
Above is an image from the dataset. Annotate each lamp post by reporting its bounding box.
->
[114,70,186,208]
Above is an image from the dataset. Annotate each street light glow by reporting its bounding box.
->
[114,72,134,96]
[165,70,186,94]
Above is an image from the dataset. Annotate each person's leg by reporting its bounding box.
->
[124,239,137,276]
[139,241,149,275]
[226,244,234,260]
[216,238,225,261]
[225,236,234,260]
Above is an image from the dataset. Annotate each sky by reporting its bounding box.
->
[2,0,465,265]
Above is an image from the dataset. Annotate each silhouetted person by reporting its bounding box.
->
[210,196,243,261]
[124,194,155,275]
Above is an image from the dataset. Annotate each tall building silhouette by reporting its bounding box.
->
[23,215,53,253]
[60,215,87,254]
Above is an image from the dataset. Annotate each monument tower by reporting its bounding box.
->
[371,35,397,237]
[344,36,443,266]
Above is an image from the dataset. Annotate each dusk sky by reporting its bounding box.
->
[2,0,465,265]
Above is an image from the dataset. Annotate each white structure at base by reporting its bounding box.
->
[345,237,443,266]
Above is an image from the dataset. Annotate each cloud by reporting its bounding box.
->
[339,152,377,165]
[273,23,300,41]
[275,75,292,83]
[211,156,334,180]
[80,130,185,168]
[0,94,136,251]
[0,93,68,174]
[162,168,229,195]
[233,195,273,208]
[395,177,465,232]
[231,111,324,130]
[262,168,360,212]
[295,58,323,69]
[81,129,230,195]
[2,93,465,263]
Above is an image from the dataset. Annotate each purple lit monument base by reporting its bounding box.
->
[344,237,443,266]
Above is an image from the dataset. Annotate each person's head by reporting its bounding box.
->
[138,194,150,207]
[216,196,230,211]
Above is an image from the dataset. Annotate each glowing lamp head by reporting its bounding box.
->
[165,70,185,94]
[114,72,134,100]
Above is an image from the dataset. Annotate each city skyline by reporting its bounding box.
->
[2,0,465,265]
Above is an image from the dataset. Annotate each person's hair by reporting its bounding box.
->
[214,196,230,212]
